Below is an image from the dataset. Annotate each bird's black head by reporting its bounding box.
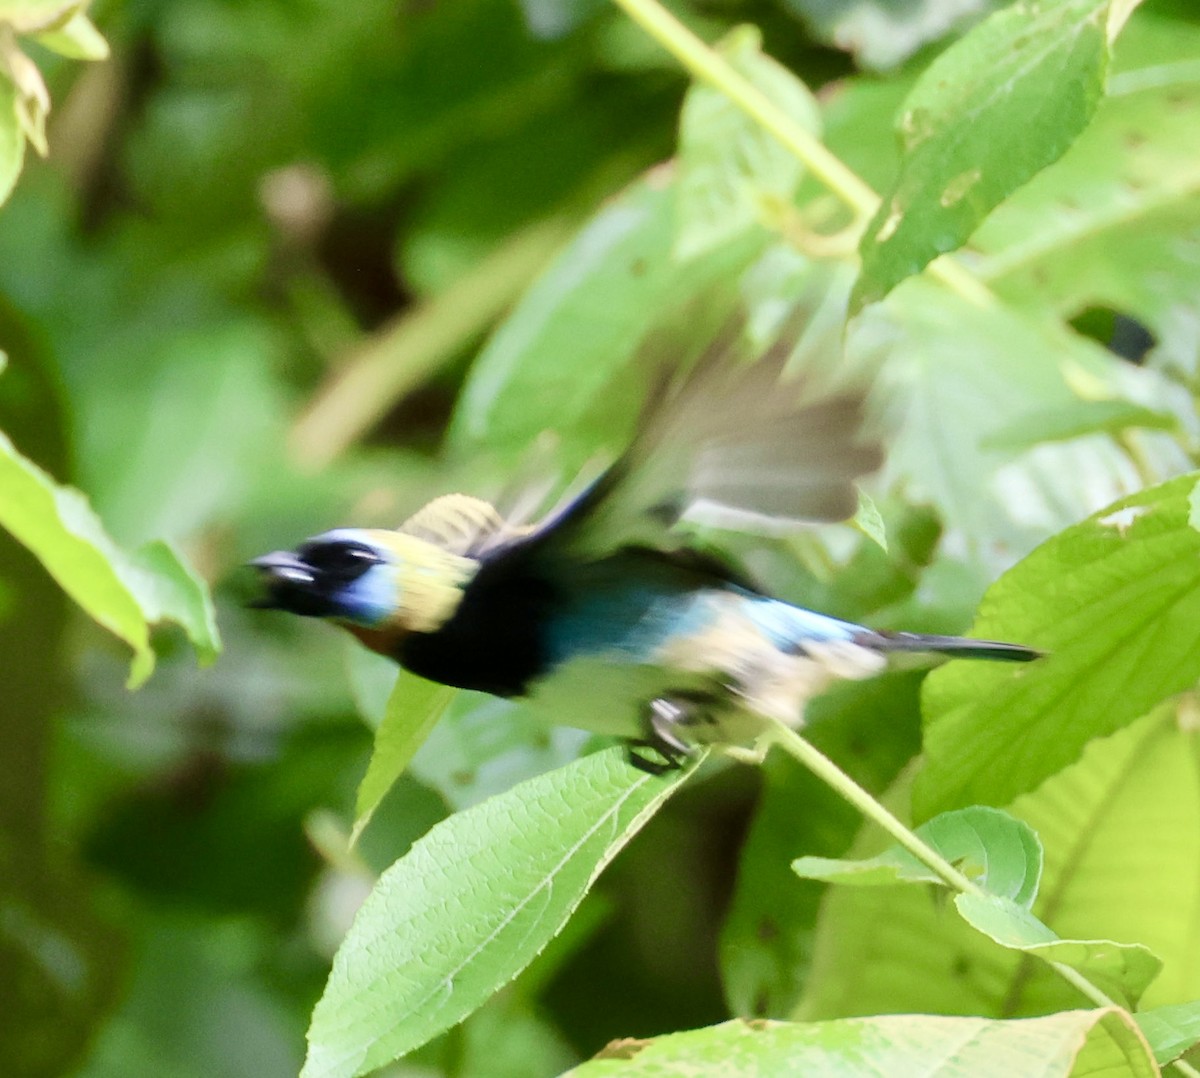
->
[250,530,392,623]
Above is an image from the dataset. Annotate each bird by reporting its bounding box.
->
[251,312,1039,772]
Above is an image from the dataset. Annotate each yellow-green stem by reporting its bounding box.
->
[765,720,981,895]
[611,0,878,220]
[761,721,1200,1037]
[610,0,996,308]
[288,216,568,471]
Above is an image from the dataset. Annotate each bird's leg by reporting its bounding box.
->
[626,691,718,774]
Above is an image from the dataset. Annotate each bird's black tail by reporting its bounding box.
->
[862,630,1042,664]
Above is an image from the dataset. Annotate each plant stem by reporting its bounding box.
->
[609,0,996,308]
[765,721,981,895]
[762,720,1200,1041]
[1043,960,1119,1010]
[611,0,878,221]
[288,216,568,471]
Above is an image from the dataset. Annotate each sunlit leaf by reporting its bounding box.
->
[851,490,887,552]
[917,473,1200,817]
[32,7,108,60]
[857,280,1158,568]
[302,748,701,1078]
[954,891,1160,1008]
[565,1011,1154,1077]
[0,429,219,686]
[973,13,1200,378]
[1135,999,1200,1066]
[0,77,23,206]
[799,705,1200,1019]
[854,0,1129,309]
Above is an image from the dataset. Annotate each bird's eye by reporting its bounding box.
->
[300,541,382,582]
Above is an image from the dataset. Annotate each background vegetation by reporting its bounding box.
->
[2,0,1200,1074]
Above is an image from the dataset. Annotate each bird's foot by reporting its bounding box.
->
[626,693,716,775]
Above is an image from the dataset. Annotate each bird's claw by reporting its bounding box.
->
[626,694,711,774]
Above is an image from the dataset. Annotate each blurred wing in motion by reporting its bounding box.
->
[515,304,883,561]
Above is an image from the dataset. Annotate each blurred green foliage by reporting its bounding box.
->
[1,0,1200,1075]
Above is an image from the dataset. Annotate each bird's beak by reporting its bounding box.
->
[247,550,317,610]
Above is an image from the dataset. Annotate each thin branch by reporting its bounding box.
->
[610,0,995,308]
[289,216,568,471]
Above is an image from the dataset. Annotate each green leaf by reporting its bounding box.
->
[973,12,1200,376]
[302,748,701,1078]
[448,174,763,474]
[564,1011,1154,1077]
[410,693,590,811]
[2,37,49,155]
[350,671,457,845]
[0,0,79,33]
[1135,1000,1200,1066]
[794,806,1042,907]
[0,76,23,206]
[32,8,108,60]
[980,399,1177,452]
[675,25,820,259]
[954,892,1161,1008]
[916,473,1200,818]
[798,705,1200,1020]
[854,0,1125,309]
[852,490,887,551]
[1003,704,1200,1011]
[856,280,1155,568]
[0,429,220,686]
[127,539,221,666]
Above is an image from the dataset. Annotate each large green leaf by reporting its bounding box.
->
[916,473,1200,817]
[973,12,1200,376]
[854,0,1131,309]
[855,280,1161,569]
[1135,1000,1200,1066]
[675,25,819,259]
[448,175,763,473]
[565,1011,1154,1077]
[1005,704,1200,1011]
[798,704,1200,1019]
[0,428,219,686]
[302,748,700,1078]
